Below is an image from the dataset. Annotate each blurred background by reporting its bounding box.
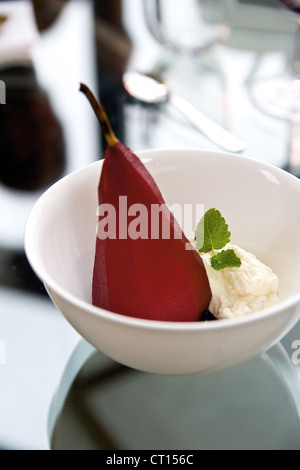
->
[1,0,300,450]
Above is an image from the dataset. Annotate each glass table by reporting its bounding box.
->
[1,0,300,450]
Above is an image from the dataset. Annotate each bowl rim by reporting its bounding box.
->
[24,147,300,332]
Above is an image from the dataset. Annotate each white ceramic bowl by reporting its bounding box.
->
[24,149,300,376]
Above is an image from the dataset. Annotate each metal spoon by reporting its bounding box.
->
[123,70,246,153]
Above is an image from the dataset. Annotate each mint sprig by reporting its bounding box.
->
[195,208,230,254]
[195,208,241,271]
[210,249,241,271]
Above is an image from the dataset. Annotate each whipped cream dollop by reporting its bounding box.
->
[200,244,279,320]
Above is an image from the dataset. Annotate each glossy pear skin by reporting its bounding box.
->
[92,141,212,321]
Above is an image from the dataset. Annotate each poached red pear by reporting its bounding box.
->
[80,83,212,321]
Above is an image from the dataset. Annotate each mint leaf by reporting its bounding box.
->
[211,249,242,271]
[195,208,242,271]
[195,208,231,254]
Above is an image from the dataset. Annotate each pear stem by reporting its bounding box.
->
[79,83,119,148]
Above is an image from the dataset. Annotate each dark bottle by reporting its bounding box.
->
[31,0,68,31]
[94,0,132,148]
[0,65,65,191]
[279,0,300,13]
